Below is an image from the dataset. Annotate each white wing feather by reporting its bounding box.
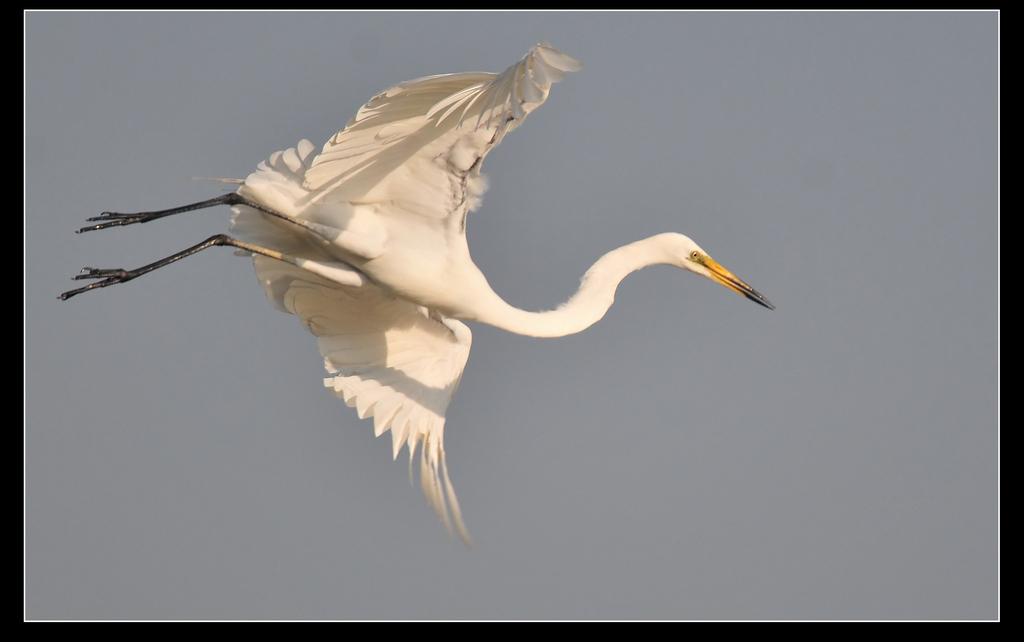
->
[226,43,581,545]
[270,256,473,544]
[230,141,473,544]
[303,42,582,220]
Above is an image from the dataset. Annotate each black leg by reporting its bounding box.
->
[59,234,295,300]
[77,194,247,233]
[78,192,306,234]
[75,191,337,251]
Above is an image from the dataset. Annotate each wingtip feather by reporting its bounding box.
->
[534,43,584,73]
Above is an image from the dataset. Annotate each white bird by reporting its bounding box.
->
[61,43,774,546]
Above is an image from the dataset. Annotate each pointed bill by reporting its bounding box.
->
[703,257,775,310]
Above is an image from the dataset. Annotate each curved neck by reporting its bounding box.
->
[463,235,679,338]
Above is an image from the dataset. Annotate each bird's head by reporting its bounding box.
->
[664,233,775,310]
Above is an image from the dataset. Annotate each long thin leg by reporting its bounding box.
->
[59,234,365,300]
[78,193,346,257]
[79,193,299,233]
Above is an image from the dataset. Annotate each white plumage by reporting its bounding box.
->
[64,43,773,546]
[228,43,584,544]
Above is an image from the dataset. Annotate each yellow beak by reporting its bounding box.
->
[703,257,775,310]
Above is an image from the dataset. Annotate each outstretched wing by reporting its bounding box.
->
[228,44,582,545]
[230,144,474,545]
[302,42,582,221]
[257,256,473,545]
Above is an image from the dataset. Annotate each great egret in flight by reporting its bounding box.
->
[62,43,773,546]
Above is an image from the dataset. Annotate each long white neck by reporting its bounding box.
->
[462,234,683,338]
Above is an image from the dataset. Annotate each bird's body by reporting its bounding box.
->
[63,43,773,545]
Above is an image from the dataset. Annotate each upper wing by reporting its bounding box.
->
[302,42,582,221]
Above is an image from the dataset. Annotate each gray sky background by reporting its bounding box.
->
[26,12,997,619]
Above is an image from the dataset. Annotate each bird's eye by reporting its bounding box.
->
[690,251,701,260]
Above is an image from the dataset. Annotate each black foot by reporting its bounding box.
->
[77,212,163,233]
[60,267,137,300]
